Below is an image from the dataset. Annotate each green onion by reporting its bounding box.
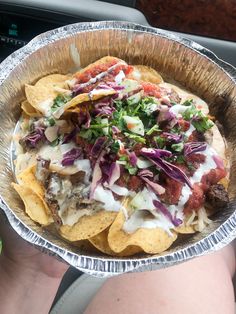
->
[146,124,161,135]
[124,132,146,143]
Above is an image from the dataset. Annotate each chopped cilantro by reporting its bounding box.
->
[79,129,93,141]
[171,142,184,152]
[182,105,198,120]
[110,141,120,153]
[182,104,214,133]
[79,128,105,143]
[176,155,185,164]
[192,116,214,133]
[182,99,193,106]
[187,162,195,171]
[119,155,128,161]
[89,123,110,129]
[126,165,138,175]
[51,94,72,112]
[171,126,181,134]
[45,117,55,126]
[154,136,166,148]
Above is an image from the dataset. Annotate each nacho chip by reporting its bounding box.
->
[53,89,116,119]
[175,216,196,234]
[74,56,126,78]
[108,210,177,254]
[14,153,37,177]
[16,165,53,218]
[59,211,117,241]
[89,228,142,256]
[35,74,69,87]
[12,183,52,225]
[128,65,163,84]
[16,165,44,198]
[25,84,58,115]
[21,100,42,117]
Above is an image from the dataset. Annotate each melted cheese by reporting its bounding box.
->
[62,208,93,226]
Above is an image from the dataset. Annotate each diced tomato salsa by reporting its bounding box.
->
[75,61,133,84]
[141,82,162,98]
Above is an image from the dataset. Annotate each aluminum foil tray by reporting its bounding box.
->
[0,21,236,277]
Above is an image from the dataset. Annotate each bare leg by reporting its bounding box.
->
[85,245,235,314]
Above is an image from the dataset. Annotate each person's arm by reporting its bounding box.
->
[85,245,235,314]
[0,214,68,314]
[0,254,65,314]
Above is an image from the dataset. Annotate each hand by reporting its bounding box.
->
[0,210,69,314]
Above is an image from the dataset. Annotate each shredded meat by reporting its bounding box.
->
[46,199,62,226]
[206,184,229,209]
[70,171,85,185]
[168,89,181,104]
[36,157,50,184]
[45,173,64,226]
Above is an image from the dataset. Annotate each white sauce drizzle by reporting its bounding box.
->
[123,145,219,234]
[37,99,53,117]
[75,62,126,90]
[185,124,196,138]
[123,210,174,236]
[169,104,189,117]
[167,145,218,219]
[105,183,130,196]
[123,188,174,235]
[38,143,91,177]
[93,184,122,212]
[115,70,125,84]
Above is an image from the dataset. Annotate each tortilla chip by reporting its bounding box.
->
[14,153,37,177]
[25,72,71,115]
[35,74,69,87]
[53,89,116,119]
[25,84,57,114]
[74,56,125,78]
[12,183,51,225]
[21,100,42,117]
[211,124,227,161]
[16,165,44,198]
[89,228,142,256]
[128,65,163,84]
[108,211,177,254]
[59,211,117,241]
[175,223,196,234]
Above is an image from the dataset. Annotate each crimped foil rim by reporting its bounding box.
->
[0,21,236,277]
